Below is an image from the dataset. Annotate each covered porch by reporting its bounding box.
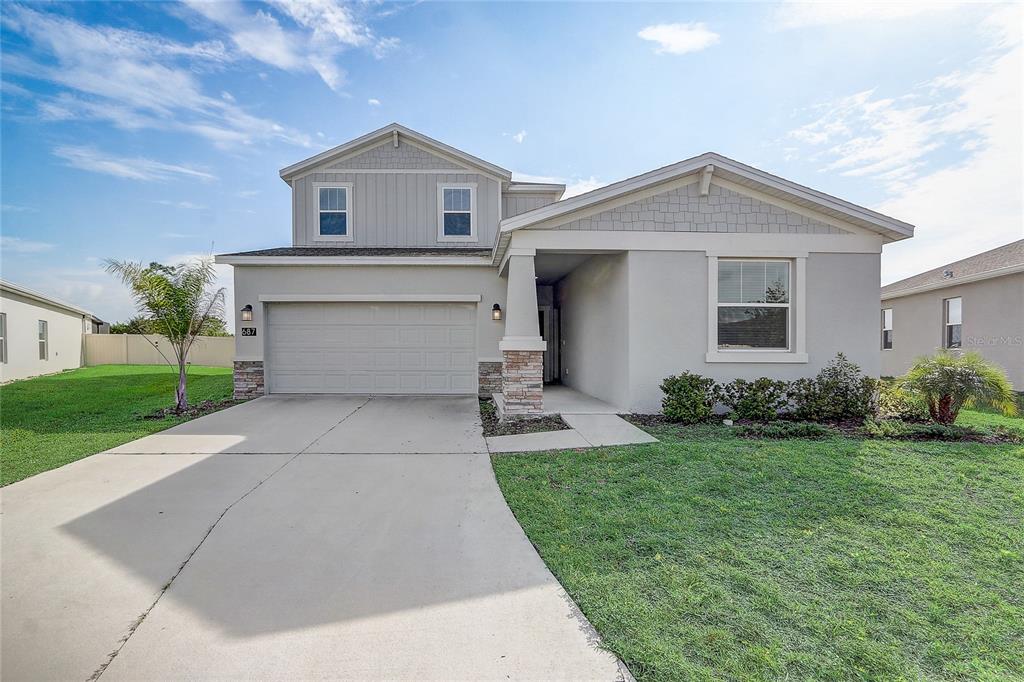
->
[496,247,628,419]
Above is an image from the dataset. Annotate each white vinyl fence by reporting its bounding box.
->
[84,334,234,368]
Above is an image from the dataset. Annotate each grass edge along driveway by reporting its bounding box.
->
[492,421,1024,681]
[1,365,234,486]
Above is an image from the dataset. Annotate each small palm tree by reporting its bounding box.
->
[901,351,1017,424]
[105,258,226,412]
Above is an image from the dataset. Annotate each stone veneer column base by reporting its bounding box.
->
[501,350,544,417]
[233,360,265,399]
[478,361,503,398]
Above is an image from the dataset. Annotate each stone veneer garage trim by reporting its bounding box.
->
[233,360,265,399]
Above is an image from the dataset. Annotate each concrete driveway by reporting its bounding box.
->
[1,396,624,681]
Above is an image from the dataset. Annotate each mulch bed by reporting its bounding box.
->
[142,398,247,420]
[479,399,571,437]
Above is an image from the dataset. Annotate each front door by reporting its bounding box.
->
[537,306,560,383]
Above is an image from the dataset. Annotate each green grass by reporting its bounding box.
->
[957,406,1024,434]
[1,365,233,486]
[493,421,1024,681]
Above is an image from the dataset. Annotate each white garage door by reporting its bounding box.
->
[267,302,477,394]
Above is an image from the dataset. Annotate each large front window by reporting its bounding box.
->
[717,260,790,350]
[318,186,350,238]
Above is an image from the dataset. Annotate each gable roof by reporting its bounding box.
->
[279,123,512,182]
[0,278,100,320]
[492,152,915,263]
[881,239,1024,300]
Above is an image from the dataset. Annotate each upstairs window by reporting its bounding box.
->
[317,185,351,240]
[717,260,790,350]
[944,297,962,348]
[438,184,475,240]
[38,319,48,360]
[881,308,893,350]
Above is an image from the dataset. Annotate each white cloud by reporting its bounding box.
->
[367,98,381,106]
[154,200,208,209]
[785,6,1023,284]
[512,130,527,144]
[54,146,217,182]
[637,22,719,55]
[1,236,56,253]
[1,203,37,213]
[2,5,311,148]
[772,1,965,30]
[236,189,260,198]
[182,0,397,92]
[160,232,194,239]
[563,177,606,199]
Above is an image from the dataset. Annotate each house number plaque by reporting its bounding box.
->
[240,327,257,336]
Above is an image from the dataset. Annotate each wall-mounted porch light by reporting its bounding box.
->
[240,304,253,322]
[491,303,502,321]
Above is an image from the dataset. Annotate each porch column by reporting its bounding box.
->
[499,250,545,416]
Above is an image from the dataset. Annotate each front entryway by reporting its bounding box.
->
[266,302,477,394]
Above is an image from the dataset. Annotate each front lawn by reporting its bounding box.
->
[1,365,234,486]
[493,420,1024,681]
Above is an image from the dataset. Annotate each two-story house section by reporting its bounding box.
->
[216,123,914,416]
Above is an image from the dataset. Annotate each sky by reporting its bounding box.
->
[2,1,1021,330]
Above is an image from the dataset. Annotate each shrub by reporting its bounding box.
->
[738,421,835,439]
[720,378,789,422]
[661,372,720,424]
[788,353,876,422]
[861,417,1017,442]
[901,351,1018,424]
[876,379,930,422]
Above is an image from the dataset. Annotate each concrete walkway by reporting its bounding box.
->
[1,396,625,681]
[487,413,657,454]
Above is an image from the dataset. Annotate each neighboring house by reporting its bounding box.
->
[0,279,107,383]
[216,123,914,415]
[880,239,1023,388]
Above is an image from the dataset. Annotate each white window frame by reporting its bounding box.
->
[0,312,6,364]
[437,183,477,242]
[705,252,808,363]
[944,297,962,349]
[881,308,893,350]
[313,182,354,242]
[38,319,48,361]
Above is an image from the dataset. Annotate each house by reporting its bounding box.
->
[0,279,107,383]
[881,239,1023,388]
[216,123,914,416]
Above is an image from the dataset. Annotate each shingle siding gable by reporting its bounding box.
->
[552,182,850,234]
[327,141,464,171]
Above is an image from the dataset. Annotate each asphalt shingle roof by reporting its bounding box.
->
[881,239,1024,296]
[220,247,492,257]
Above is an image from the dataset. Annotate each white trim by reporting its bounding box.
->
[437,182,478,243]
[309,168,486,175]
[478,356,503,363]
[216,255,493,266]
[505,183,566,194]
[705,351,809,364]
[881,263,1024,300]
[259,294,482,303]
[506,230,883,254]
[312,182,354,242]
[705,254,808,364]
[499,336,547,351]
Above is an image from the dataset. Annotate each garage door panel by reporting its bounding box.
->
[267,302,478,394]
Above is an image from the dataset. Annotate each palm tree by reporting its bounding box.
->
[901,351,1017,424]
[105,258,226,412]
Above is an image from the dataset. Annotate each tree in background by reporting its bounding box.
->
[105,258,226,412]
[109,315,231,337]
[902,351,1017,424]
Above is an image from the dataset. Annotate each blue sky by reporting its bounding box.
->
[2,1,1021,327]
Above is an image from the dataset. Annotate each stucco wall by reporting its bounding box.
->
[583,250,881,413]
[0,290,86,382]
[881,273,1024,388]
[231,264,507,363]
[555,254,630,407]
